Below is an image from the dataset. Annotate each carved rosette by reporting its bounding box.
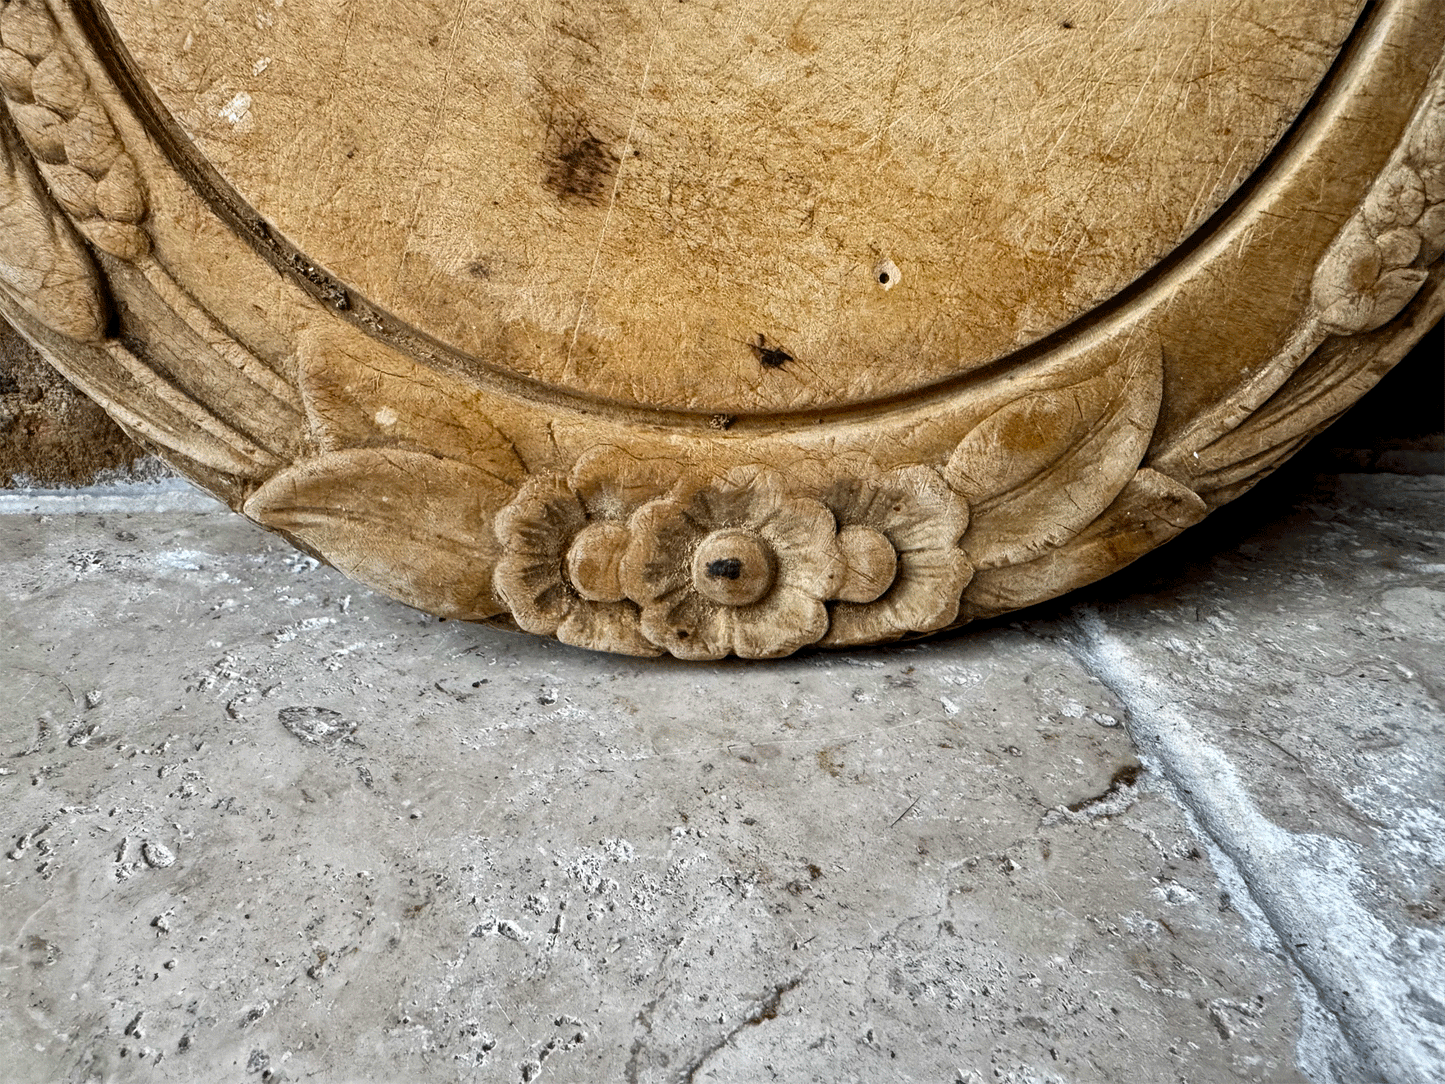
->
[493,451,666,657]
[490,456,978,658]
[621,467,844,660]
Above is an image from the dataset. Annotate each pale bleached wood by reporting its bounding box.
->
[0,0,1439,658]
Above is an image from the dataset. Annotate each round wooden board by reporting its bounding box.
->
[0,0,1441,658]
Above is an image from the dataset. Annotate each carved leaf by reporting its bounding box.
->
[0,128,103,341]
[297,327,524,484]
[245,448,513,620]
[961,468,1206,620]
[944,337,1162,570]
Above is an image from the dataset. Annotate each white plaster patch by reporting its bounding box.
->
[1076,608,1445,1084]
[219,91,253,127]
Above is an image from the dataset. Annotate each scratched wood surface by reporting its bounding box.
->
[106,0,1362,412]
[0,0,1440,658]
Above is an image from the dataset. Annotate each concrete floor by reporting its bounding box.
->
[0,466,1441,1084]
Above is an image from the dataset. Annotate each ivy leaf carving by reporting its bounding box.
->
[245,448,513,619]
[960,468,1206,619]
[296,327,524,484]
[944,336,1162,570]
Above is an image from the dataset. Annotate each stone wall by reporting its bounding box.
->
[0,318,156,487]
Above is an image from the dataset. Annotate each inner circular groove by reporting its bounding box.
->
[75,0,1385,432]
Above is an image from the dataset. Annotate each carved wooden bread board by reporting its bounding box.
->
[0,0,1441,658]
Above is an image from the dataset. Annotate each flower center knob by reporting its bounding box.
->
[691,528,776,607]
[566,522,630,602]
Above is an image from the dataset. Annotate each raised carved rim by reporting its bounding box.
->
[0,0,1440,658]
[62,0,1431,429]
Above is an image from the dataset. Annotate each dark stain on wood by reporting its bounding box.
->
[706,557,743,580]
[750,333,793,369]
[545,125,619,205]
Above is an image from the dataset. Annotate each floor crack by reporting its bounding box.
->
[675,974,805,1084]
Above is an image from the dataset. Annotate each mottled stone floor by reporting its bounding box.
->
[0,465,1441,1084]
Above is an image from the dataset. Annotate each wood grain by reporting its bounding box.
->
[0,0,1438,658]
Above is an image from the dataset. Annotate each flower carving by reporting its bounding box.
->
[620,467,843,660]
[821,466,972,646]
[1312,152,1444,337]
[493,450,665,657]
[1313,217,1430,335]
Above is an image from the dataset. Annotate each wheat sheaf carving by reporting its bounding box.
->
[0,0,147,260]
[0,0,303,489]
